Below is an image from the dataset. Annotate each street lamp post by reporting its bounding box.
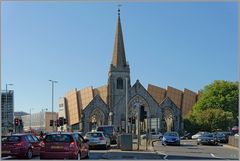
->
[40,108,48,132]
[6,83,13,133]
[29,108,34,132]
[49,80,58,132]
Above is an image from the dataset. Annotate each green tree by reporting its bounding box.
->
[192,80,239,125]
[194,108,234,131]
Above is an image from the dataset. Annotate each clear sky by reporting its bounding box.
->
[1,2,238,114]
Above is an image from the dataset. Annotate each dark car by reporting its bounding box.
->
[197,133,218,145]
[39,132,89,159]
[162,132,180,146]
[97,125,117,144]
[213,132,232,143]
[1,133,41,159]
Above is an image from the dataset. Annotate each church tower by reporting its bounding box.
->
[108,9,131,125]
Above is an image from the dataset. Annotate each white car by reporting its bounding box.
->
[85,131,110,149]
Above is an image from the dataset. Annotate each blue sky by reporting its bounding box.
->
[1,2,238,114]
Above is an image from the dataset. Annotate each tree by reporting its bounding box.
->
[194,108,234,131]
[192,80,239,125]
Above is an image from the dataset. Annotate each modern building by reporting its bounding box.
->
[1,90,14,135]
[59,10,198,135]
[21,112,58,133]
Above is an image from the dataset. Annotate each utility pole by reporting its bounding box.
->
[126,77,128,133]
[49,80,58,132]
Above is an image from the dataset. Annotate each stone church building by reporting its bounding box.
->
[58,11,198,135]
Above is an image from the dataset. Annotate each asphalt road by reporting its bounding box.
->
[153,139,239,160]
[2,140,239,160]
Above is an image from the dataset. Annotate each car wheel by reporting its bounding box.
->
[26,148,33,159]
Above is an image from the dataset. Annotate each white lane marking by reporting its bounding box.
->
[1,156,12,160]
[210,153,222,159]
[211,153,216,158]
[156,151,168,160]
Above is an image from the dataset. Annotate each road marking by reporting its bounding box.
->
[210,153,222,159]
[1,156,12,160]
[155,151,168,160]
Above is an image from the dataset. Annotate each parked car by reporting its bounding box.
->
[180,132,193,140]
[162,132,180,146]
[141,132,163,140]
[97,125,117,144]
[39,132,89,159]
[197,133,218,145]
[192,132,209,139]
[84,131,110,149]
[1,133,41,159]
[213,132,229,143]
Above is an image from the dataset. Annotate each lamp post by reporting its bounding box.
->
[6,83,13,133]
[29,108,34,132]
[49,80,58,132]
[40,108,48,132]
[133,101,141,150]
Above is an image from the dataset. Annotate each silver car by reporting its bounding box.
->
[84,131,110,149]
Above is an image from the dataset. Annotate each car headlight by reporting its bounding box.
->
[163,137,166,141]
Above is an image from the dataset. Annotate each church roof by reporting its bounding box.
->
[111,11,127,68]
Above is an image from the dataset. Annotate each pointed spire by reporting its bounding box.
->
[111,6,127,68]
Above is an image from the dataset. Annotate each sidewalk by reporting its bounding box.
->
[102,140,162,160]
[222,144,239,150]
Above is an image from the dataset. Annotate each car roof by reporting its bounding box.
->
[10,133,32,136]
[87,131,104,134]
[46,132,73,135]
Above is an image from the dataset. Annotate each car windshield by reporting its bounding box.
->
[203,133,214,137]
[86,133,103,138]
[6,136,21,142]
[45,134,72,142]
[165,132,178,137]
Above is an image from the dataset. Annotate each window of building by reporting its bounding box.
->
[117,77,123,89]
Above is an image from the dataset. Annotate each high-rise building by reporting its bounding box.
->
[1,90,14,135]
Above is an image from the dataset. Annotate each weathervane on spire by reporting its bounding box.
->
[118,4,122,16]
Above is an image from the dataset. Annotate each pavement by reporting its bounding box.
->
[102,140,162,160]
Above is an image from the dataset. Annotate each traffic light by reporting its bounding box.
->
[132,118,136,124]
[64,118,67,124]
[140,106,145,122]
[140,106,147,122]
[50,120,53,126]
[128,117,132,122]
[55,119,60,127]
[59,117,64,126]
[19,119,23,126]
[14,118,19,126]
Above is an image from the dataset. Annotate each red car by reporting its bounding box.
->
[39,132,89,159]
[1,133,41,159]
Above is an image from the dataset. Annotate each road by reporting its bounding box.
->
[153,139,239,160]
[2,140,239,160]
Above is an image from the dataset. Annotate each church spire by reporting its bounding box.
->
[111,7,127,68]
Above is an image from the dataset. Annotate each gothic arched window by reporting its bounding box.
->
[117,77,123,89]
